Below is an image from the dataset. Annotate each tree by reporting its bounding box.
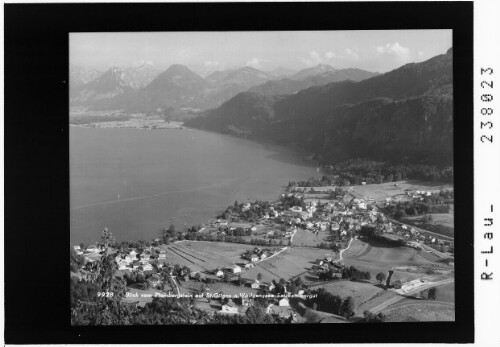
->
[99,227,115,249]
[257,273,263,281]
[194,273,201,282]
[428,287,437,300]
[294,276,304,288]
[340,296,355,318]
[393,280,402,289]
[376,272,387,285]
[363,310,386,322]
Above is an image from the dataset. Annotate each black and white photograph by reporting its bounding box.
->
[69,30,456,325]
[5,1,489,345]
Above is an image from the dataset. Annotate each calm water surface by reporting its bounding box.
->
[70,127,318,244]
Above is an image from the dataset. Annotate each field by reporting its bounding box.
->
[383,301,455,321]
[403,213,454,228]
[349,180,453,203]
[160,241,257,272]
[341,238,451,282]
[241,247,335,283]
[292,228,331,248]
[312,280,387,313]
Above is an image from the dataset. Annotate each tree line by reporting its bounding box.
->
[288,158,453,187]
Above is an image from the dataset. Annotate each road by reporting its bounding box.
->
[339,237,354,261]
[170,275,181,295]
[366,278,454,314]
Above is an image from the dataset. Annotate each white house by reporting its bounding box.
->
[86,245,101,253]
[142,263,153,271]
[221,300,239,314]
[306,205,316,217]
[118,260,130,270]
[242,202,251,211]
[158,252,166,260]
[278,298,290,307]
[74,245,81,251]
[250,254,259,262]
[251,280,260,289]
[245,263,254,269]
[357,202,367,210]
[129,250,137,258]
[267,283,275,291]
[215,269,224,277]
[259,252,267,260]
[231,265,242,274]
[289,206,303,213]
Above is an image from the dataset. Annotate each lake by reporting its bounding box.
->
[70,127,319,245]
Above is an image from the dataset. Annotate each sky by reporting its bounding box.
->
[70,30,452,75]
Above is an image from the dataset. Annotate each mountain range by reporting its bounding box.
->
[185,48,454,165]
[70,63,377,115]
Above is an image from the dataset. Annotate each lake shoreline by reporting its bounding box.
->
[70,127,321,244]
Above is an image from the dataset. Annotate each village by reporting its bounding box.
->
[72,181,455,323]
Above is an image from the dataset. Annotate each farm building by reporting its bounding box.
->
[118,260,130,270]
[86,245,101,253]
[231,265,242,274]
[251,281,260,289]
[289,206,303,213]
[278,298,290,307]
[221,300,239,314]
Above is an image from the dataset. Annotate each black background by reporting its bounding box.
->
[4,1,473,344]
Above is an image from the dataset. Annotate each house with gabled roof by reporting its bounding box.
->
[221,299,239,314]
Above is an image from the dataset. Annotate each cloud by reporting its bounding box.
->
[246,58,267,69]
[325,51,335,59]
[376,42,410,63]
[344,48,360,60]
[204,60,220,68]
[300,50,324,67]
